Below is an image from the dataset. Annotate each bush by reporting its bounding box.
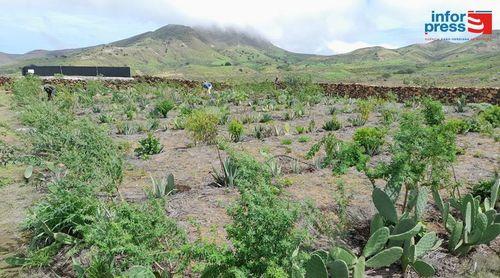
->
[479,105,500,128]
[353,127,386,155]
[445,118,469,134]
[471,175,499,202]
[185,109,219,145]
[83,200,186,272]
[134,133,163,159]
[154,99,175,118]
[422,98,444,126]
[201,153,302,276]
[228,119,244,142]
[307,134,368,175]
[322,116,342,131]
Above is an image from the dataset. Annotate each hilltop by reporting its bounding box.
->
[0,25,498,87]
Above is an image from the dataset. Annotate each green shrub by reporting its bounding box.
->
[380,107,398,126]
[134,133,163,159]
[422,98,445,126]
[185,109,219,145]
[154,99,175,118]
[445,119,469,134]
[353,127,386,155]
[83,200,186,272]
[228,119,244,142]
[307,134,368,175]
[479,105,500,128]
[471,175,499,202]
[322,116,342,131]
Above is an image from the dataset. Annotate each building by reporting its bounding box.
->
[22,65,131,78]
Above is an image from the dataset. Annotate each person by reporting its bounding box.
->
[202,81,213,94]
[274,76,280,90]
[43,84,56,101]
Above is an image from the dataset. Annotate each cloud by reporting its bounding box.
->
[327,41,397,54]
[0,0,498,54]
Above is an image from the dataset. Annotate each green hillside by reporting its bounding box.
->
[0,25,498,87]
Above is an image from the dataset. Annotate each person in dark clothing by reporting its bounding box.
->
[43,84,56,101]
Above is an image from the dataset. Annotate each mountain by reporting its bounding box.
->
[0,25,498,87]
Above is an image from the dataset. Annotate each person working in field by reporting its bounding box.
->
[202,81,213,94]
[43,84,56,101]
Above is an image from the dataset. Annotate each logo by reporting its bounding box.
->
[468,11,492,34]
[424,10,493,41]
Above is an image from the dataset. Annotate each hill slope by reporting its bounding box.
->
[0,25,498,87]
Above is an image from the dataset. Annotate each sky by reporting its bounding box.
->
[0,0,497,55]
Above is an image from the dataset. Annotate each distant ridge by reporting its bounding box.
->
[0,25,498,87]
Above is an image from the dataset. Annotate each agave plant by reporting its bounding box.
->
[150,173,175,198]
[211,157,239,187]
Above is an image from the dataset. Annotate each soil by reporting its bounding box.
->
[1,87,498,277]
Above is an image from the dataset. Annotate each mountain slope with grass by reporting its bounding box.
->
[0,25,498,86]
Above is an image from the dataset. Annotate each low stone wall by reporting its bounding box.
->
[319,83,499,104]
[1,76,498,104]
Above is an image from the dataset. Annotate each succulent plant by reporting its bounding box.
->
[432,178,500,256]
[303,226,403,278]
[151,173,175,198]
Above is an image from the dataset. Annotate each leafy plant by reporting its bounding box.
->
[134,133,163,159]
[228,119,244,142]
[479,105,499,128]
[306,134,368,175]
[260,113,273,123]
[185,109,219,145]
[353,127,386,156]
[422,98,444,126]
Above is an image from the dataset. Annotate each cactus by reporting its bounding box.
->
[412,260,435,277]
[372,188,398,223]
[363,227,389,257]
[432,179,500,256]
[365,247,403,268]
[400,231,441,276]
[353,256,365,278]
[304,253,327,278]
[330,260,349,278]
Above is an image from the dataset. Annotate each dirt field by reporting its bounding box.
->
[1,84,499,277]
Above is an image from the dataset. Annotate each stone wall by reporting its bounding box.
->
[1,76,498,104]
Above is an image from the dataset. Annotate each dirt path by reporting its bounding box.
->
[0,91,41,277]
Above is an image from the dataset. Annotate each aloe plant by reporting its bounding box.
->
[432,177,500,256]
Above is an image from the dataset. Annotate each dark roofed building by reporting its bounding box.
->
[22,65,131,78]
